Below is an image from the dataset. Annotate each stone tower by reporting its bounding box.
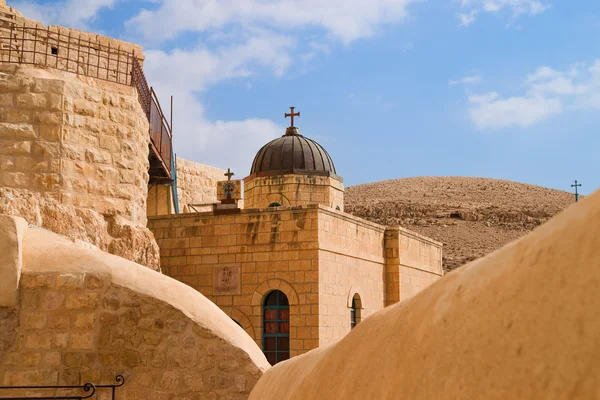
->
[0,1,169,270]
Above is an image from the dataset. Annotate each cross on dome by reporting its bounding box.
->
[285,107,300,127]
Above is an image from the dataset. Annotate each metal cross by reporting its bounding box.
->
[224,168,234,181]
[571,180,582,202]
[285,106,300,127]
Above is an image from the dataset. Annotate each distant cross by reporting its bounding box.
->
[571,180,582,202]
[285,106,300,127]
[224,168,234,181]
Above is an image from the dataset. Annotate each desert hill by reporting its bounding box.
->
[345,177,577,272]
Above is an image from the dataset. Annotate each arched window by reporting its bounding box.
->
[268,202,282,208]
[351,294,362,329]
[262,290,290,365]
[335,206,341,211]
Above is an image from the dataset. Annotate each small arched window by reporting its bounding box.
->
[268,202,282,208]
[351,294,362,329]
[262,290,290,365]
[335,206,341,211]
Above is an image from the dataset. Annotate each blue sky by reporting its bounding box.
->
[8,0,599,195]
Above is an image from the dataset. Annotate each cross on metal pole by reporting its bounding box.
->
[224,168,234,181]
[571,180,582,202]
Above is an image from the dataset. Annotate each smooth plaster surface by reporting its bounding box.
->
[250,189,600,399]
[0,215,27,307]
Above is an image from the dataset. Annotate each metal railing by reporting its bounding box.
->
[0,20,173,179]
[131,57,173,179]
[0,375,124,399]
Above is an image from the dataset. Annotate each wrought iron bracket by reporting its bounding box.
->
[0,375,124,399]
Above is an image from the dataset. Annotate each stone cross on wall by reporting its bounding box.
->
[224,168,234,181]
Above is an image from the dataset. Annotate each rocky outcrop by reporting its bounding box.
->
[0,188,160,271]
[346,177,576,271]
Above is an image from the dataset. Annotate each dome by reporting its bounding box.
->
[250,126,337,177]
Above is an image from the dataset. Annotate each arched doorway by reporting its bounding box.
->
[263,290,290,365]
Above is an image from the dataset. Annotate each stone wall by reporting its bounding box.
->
[0,216,269,399]
[176,157,225,212]
[244,175,344,211]
[397,227,443,300]
[0,65,160,269]
[316,211,386,346]
[149,207,321,358]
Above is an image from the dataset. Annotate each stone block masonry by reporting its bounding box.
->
[244,174,344,211]
[149,204,443,358]
[177,157,226,211]
[0,218,269,399]
[0,65,161,269]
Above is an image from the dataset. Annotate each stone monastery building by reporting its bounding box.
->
[149,112,444,364]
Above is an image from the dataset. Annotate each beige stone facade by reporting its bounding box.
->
[147,157,227,217]
[0,66,150,223]
[176,157,226,211]
[0,215,269,398]
[148,204,443,359]
[244,174,344,210]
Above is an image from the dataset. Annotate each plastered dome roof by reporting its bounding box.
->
[249,111,337,177]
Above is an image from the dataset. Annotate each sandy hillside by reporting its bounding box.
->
[345,177,578,272]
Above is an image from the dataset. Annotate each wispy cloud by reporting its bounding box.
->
[127,0,422,172]
[8,0,118,29]
[466,60,600,130]
[126,0,418,45]
[456,0,551,27]
[449,75,482,86]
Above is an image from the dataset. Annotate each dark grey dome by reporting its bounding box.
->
[250,127,337,177]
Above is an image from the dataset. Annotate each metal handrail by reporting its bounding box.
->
[0,375,124,399]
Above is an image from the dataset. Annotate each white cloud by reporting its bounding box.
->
[142,33,295,174]
[449,75,482,86]
[458,11,478,27]
[468,94,561,129]
[126,0,417,45]
[466,60,600,130]
[7,0,117,29]
[126,0,424,173]
[456,0,551,26]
